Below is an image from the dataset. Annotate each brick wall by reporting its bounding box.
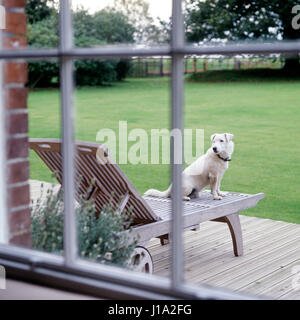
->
[2,0,31,247]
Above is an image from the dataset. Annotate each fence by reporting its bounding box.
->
[130,56,284,77]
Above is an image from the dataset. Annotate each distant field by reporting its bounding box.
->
[28,76,300,224]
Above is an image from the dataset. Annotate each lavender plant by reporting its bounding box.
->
[31,183,138,268]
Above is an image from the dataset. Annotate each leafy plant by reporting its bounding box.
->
[27,7,134,87]
[31,183,138,268]
[26,0,57,24]
[185,0,300,73]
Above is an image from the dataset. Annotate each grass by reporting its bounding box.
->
[28,75,300,224]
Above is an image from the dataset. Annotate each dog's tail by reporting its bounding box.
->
[144,185,171,198]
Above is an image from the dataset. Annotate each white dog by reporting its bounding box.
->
[144,133,234,200]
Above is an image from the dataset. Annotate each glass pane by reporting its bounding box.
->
[183,51,300,299]
[74,58,171,275]
[28,59,65,255]
[26,0,59,49]
[183,1,300,299]
[72,0,172,46]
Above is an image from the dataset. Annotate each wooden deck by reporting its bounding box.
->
[148,215,300,300]
[30,180,300,300]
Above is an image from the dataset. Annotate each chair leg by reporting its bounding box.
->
[159,234,170,246]
[213,213,243,256]
[224,213,243,256]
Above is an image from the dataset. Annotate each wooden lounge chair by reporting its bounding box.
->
[29,138,265,273]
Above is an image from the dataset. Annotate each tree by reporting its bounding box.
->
[27,7,135,87]
[185,0,300,73]
[110,0,168,44]
[26,0,57,24]
[93,9,136,44]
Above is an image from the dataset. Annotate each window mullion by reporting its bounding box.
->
[59,0,77,265]
[171,0,185,290]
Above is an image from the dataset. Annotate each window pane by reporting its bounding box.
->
[26,1,59,49]
[74,58,171,275]
[183,0,300,299]
[27,59,66,255]
[183,52,300,299]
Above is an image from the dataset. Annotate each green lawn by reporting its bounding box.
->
[28,77,300,224]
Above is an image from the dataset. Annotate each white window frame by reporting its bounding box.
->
[0,0,299,299]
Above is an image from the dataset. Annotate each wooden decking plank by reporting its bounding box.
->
[188,226,300,284]
[241,259,300,299]
[151,219,290,273]
[198,235,300,288]
[219,246,300,293]
[149,218,247,257]
[149,215,276,256]
[153,219,293,277]
[179,220,292,269]
[150,217,275,268]
[148,216,262,255]
[260,272,299,299]
[175,223,300,281]
[278,286,300,300]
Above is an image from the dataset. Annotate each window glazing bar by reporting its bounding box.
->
[59,0,77,265]
[0,244,256,300]
[0,42,300,60]
[171,0,184,290]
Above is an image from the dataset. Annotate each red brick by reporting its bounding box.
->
[10,232,32,248]
[5,87,27,110]
[7,183,30,208]
[4,12,27,35]
[9,207,31,234]
[3,0,26,8]
[6,136,28,159]
[3,0,31,250]
[6,112,28,135]
[3,62,27,84]
[3,35,27,49]
[7,160,29,184]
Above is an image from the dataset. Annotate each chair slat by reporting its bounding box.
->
[29,138,159,224]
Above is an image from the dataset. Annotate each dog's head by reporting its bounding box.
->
[210,133,234,160]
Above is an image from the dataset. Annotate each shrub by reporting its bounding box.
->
[27,8,134,87]
[31,183,138,268]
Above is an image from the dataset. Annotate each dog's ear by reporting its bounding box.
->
[210,134,217,142]
[224,133,234,142]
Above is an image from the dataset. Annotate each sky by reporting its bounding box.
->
[72,0,172,21]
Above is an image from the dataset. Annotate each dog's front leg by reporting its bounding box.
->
[209,174,222,200]
[217,179,226,197]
